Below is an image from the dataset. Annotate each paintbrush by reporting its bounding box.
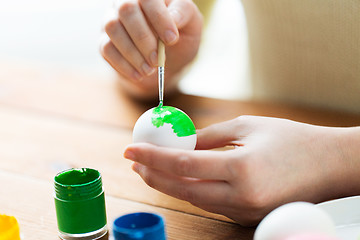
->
[158,40,165,107]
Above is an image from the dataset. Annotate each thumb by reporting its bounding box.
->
[196,117,244,150]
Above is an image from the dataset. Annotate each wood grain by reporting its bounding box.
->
[0,170,254,240]
[1,62,360,131]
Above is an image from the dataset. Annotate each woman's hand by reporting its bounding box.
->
[124,116,358,226]
[100,0,203,100]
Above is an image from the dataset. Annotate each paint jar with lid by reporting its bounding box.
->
[54,168,107,240]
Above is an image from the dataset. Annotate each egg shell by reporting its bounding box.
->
[254,202,336,240]
[133,106,197,150]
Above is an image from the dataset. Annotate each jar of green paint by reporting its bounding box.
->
[54,168,107,240]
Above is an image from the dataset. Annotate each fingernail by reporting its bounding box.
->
[170,9,182,26]
[142,62,155,76]
[132,163,140,173]
[150,51,158,67]
[133,71,143,81]
[164,30,177,44]
[124,150,136,160]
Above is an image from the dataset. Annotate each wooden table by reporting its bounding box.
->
[1,62,360,239]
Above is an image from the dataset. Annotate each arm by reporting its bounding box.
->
[100,0,203,101]
[124,116,360,226]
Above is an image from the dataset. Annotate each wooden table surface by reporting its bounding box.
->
[1,62,360,240]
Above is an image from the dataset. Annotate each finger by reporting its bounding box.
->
[100,35,143,81]
[194,203,261,226]
[140,0,179,45]
[194,203,239,221]
[124,143,236,180]
[132,163,231,205]
[118,1,158,67]
[104,18,156,77]
[167,0,197,29]
[196,117,246,150]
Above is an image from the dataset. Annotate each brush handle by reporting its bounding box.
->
[158,40,165,67]
[158,40,165,104]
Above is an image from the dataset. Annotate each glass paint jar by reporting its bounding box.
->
[54,168,107,240]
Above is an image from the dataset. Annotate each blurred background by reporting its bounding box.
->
[0,0,250,100]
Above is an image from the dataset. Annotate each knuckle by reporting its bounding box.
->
[104,19,118,35]
[100,40,113,58]
[225,153,242,179]
[242,191,268,211]
[152,11,164,25]
[178,0,202,24]
[121,44,134,58]
[231,187,269,217]
[228,153,251,180]
[174,154,192,176]
[228,191,268,226]
[118,1,137,17]
[238,114,256,122]
[227,156,270,209]
[139,0,151,5]
[134,31,152,45]
[224,115,252,135]
[234,115,252,125]
[181,0,193,9]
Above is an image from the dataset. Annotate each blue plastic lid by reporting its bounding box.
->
[113,212,166,240]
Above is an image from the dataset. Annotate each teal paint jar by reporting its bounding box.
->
[54,168,108,240]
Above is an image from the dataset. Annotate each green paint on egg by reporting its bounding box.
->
[151,106,196,137]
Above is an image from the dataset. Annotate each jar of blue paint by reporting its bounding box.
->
[113,212,166,240]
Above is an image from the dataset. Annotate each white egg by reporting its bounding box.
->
[254,202,336,240]
[133,106,197,150]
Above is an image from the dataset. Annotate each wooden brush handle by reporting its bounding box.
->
[158,40,165,67]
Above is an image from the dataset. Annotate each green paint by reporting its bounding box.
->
[55,168,99,187]
[151,106,196,137]
[54,168,107,235]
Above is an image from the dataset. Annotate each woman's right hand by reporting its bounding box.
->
[101,0,203,99]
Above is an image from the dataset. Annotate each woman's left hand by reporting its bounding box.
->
[124,115,357,226]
